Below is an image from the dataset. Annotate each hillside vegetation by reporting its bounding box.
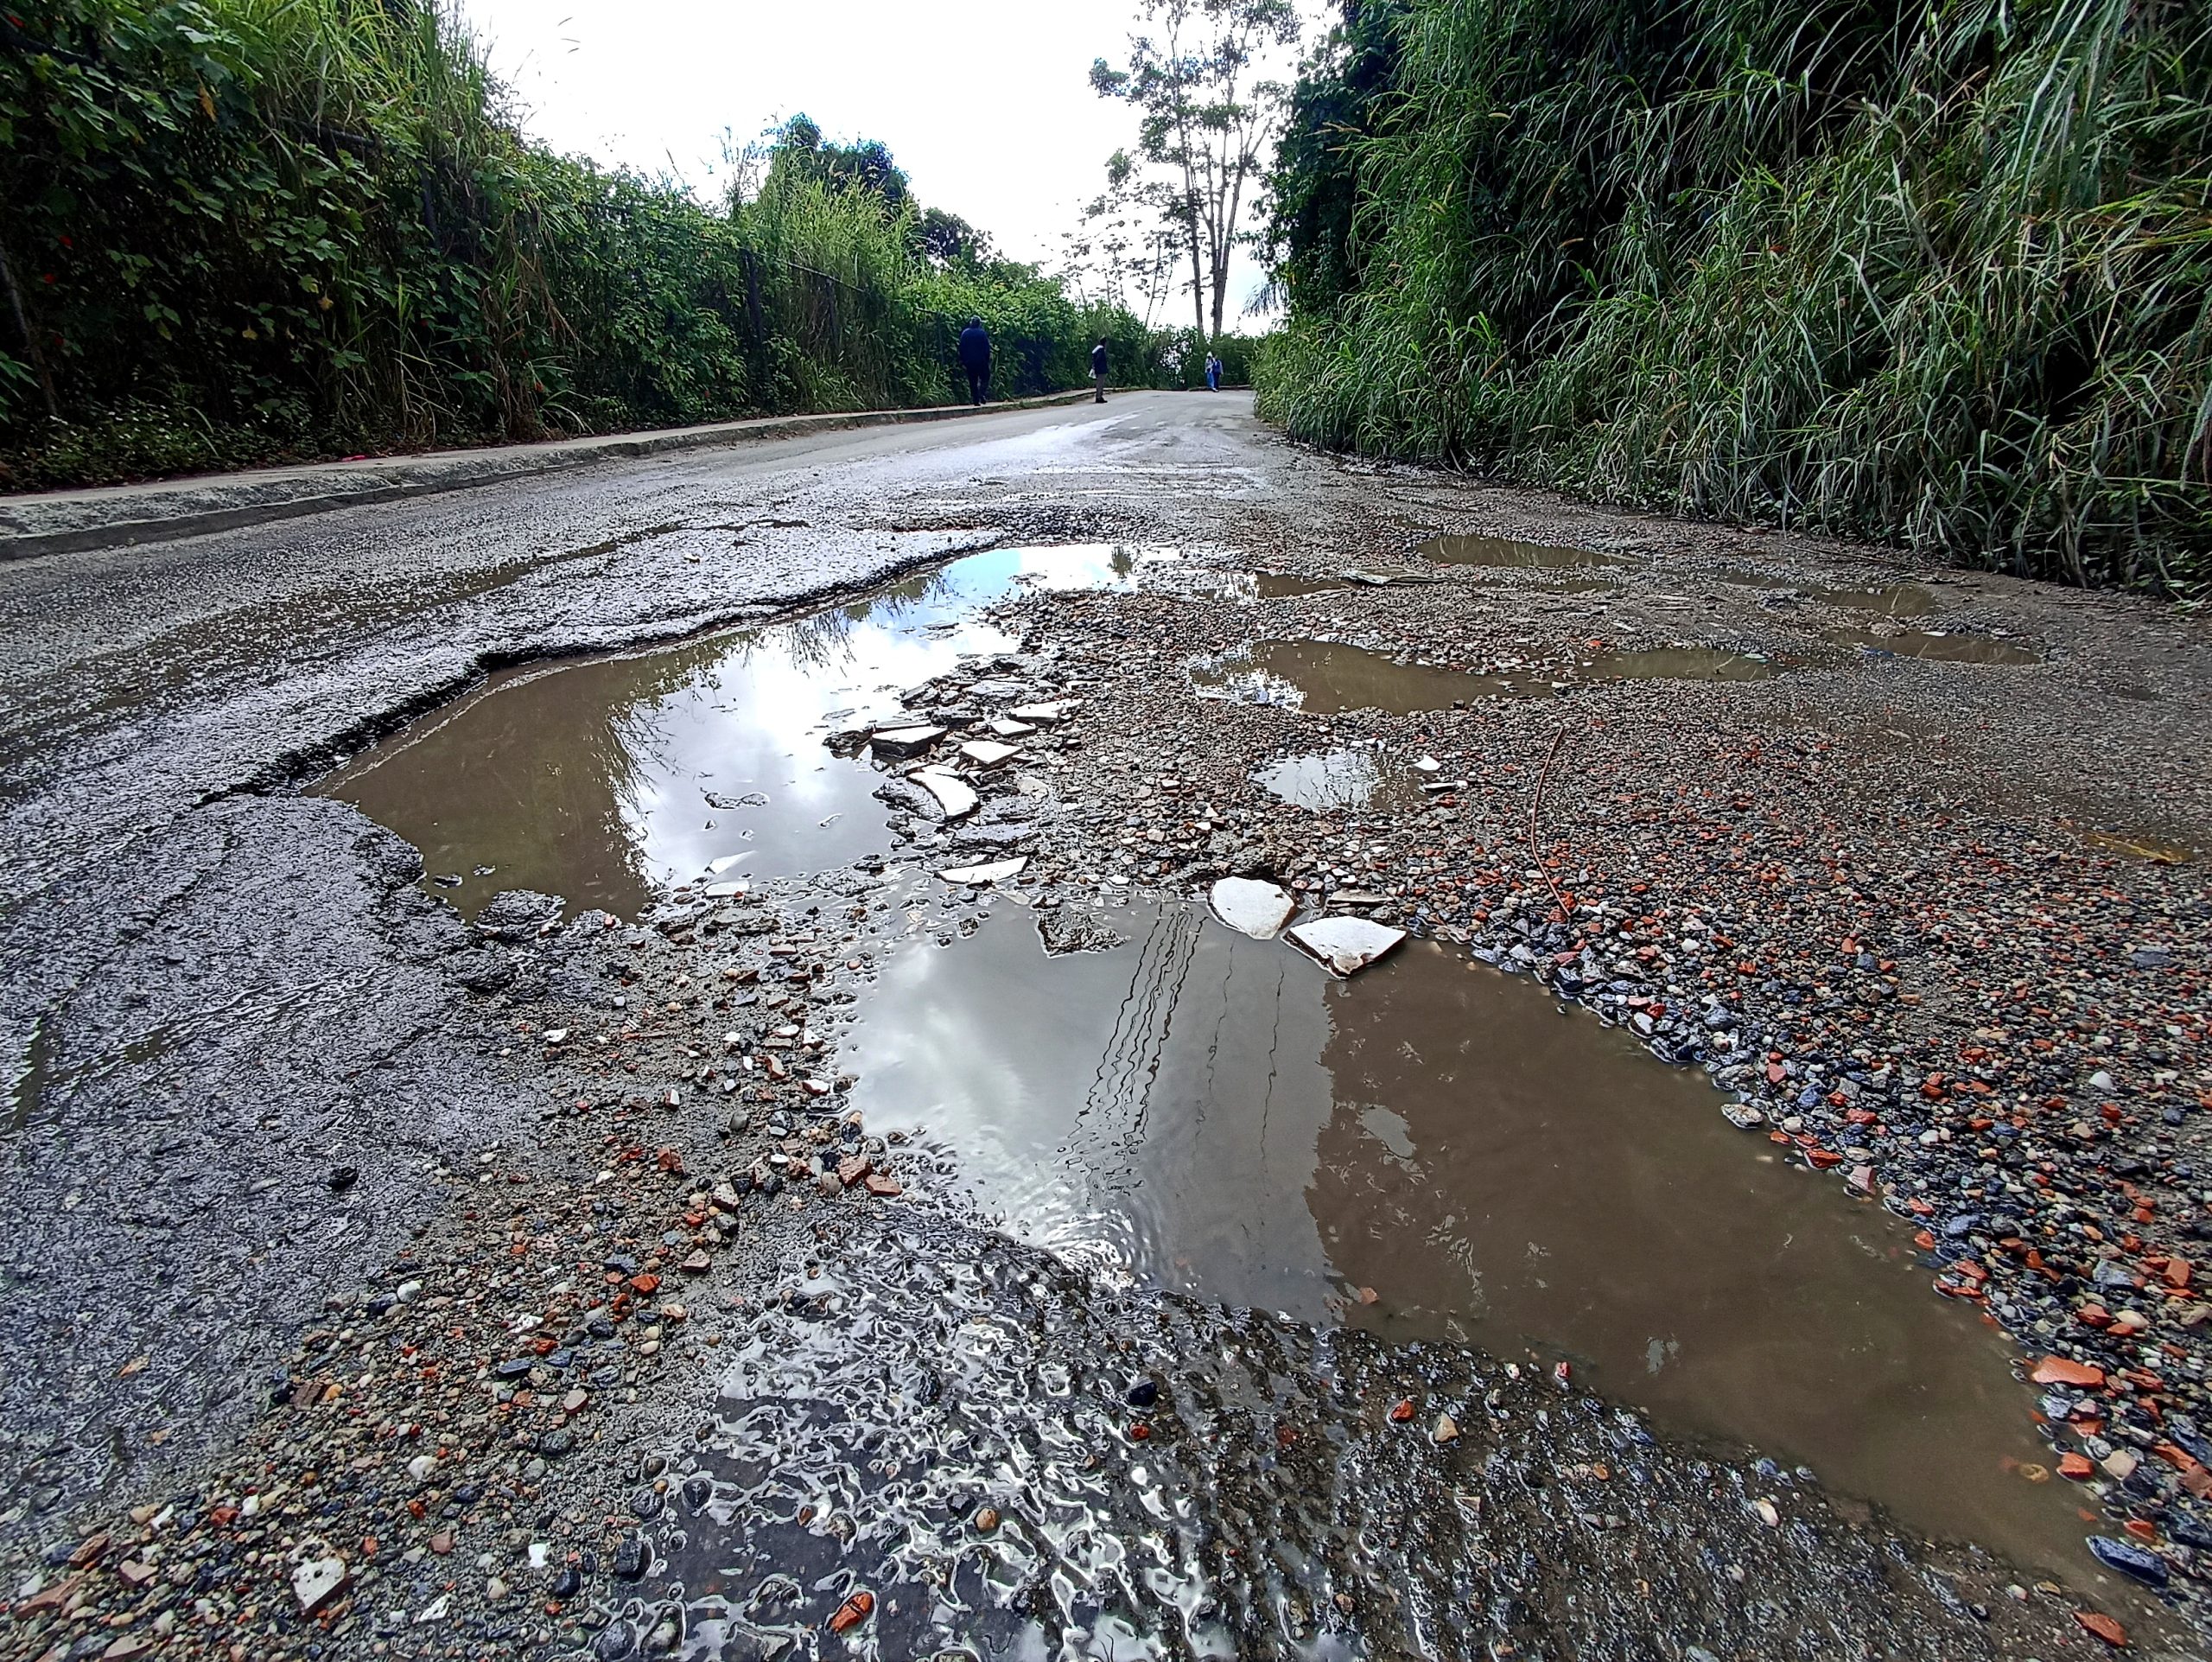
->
[1258,0,2211,588]
[0,0,1166,489]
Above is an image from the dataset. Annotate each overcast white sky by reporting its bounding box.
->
[455,0,1323,327]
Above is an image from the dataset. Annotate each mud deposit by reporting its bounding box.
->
[844,901,2091,1580]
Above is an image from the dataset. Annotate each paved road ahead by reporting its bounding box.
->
[0,392,1276,1523]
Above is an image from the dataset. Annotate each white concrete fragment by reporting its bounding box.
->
[869,725,946,757]
[959,739,1020,769]
[938,857,1028,887]
[986,716,1035,738]
[704,881,747,898]
[1286,916,1406,976]
[1009,699,1075,723]
[292,1556,348,1614]
[707,852,749,874]
[1414,755,1443,773]
[1209,877,1295,939]
[542,1028,569,1046]
[909,767,979,820]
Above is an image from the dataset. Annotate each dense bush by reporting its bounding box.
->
[0,0,1177,488]
[1256,0,2212,589]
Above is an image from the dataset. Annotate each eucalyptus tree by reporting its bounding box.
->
[1090,0,1300,342]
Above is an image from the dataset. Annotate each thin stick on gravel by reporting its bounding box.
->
[1529,723,1574,923]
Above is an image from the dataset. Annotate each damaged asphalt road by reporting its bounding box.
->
[2,392,2209,1659]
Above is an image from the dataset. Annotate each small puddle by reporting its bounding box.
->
[319,545,1165,917]
[1726,575,1942,616]
[1418,533,1631,570]
[1194,641,1775,712]
[848,905,2094,1581]
[1254,571,1347,598]
[1254,748,1424,812]
[1828,627,2042,665]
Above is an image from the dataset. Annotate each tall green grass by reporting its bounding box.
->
[0,0,1171,488]
[1256,0,2212,588]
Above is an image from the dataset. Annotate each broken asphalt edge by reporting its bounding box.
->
[0,390,1098,562]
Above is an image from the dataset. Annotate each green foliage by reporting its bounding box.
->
[0,0,1168,489]
[1255,0,2212,589]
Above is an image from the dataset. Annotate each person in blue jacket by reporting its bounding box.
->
[957,317,991,405]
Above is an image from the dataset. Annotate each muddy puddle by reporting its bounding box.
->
[1254,747,1426,812]
[1726,575,1942,616]
[1194,641,1775,712]
[317,545,1191,917]
[844,902,2094,1579]
[1828,627,2043,665]
[1418,533,1631,570]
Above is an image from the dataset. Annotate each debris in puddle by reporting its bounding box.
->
[958,737,1021,769]
[1209,876,1295,939]
[1286,914,1406,974]
[869,724,947,757]
[909,767,979,819]
[938,856,1028,887]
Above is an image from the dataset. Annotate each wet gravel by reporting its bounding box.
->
[4,394,2210,1658]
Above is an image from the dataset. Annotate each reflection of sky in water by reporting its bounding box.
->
[1255,748,1389,811]
[844,905,2099,1582]
[323,544,1229,917]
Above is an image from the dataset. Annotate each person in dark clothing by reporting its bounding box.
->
[957,317,991,405]
[1091,339,1109,403]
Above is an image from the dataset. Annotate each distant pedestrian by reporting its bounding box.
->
[1205,352,1221,392]
[1091,339,1109,403]
[957,316,991,405]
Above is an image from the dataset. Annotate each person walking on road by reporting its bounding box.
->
[957,316,991,406]
[1091,339,1109,403]
[1205,352,1221,392]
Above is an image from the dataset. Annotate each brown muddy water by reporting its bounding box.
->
[1193,641,1776,713]
[850,902,2094,1580]
[318,545,1211,917]
[1725,575,1943,616]
[1828,627,2044,665]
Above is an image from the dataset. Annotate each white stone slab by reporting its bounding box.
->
[704,880,747,899]
[1009,699,1076,723]
[960,739,1021,769]
[986,716,1036,738]
[1209,877,1295,939]
[1286,916,1406,976]
[707,852,750,874]
[293,1556,349,1614]
[938,856,1028,887]
[910,767,979,820]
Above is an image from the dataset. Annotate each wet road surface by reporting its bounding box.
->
[3,392,2206,1659]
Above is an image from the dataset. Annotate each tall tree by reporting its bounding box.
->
[1090,0,1300,341]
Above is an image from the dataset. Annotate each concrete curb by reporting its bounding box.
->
[0,391,1098,562]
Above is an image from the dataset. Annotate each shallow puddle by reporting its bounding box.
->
[847,905,2092,1579]
[1194,641,1774,712]
[318,545,1157,916]
[1253,570,1348,598]
[1829,627,2042,665]
[1418,533,1630,570]
[1253,747,1424,812]
[1725,574,1942,616]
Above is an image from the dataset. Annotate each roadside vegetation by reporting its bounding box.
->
[0,0,1171,490]
[1256,0,2212,589]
